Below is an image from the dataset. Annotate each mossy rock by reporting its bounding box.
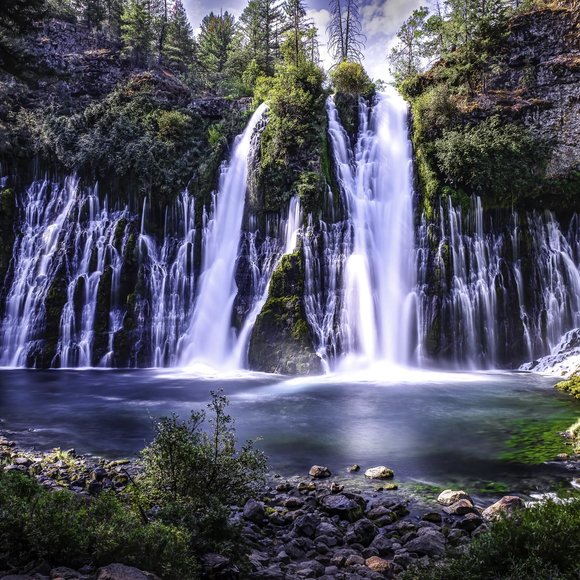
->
[249,250,321,376]
[555,375,580,400]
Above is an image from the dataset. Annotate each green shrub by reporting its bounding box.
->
[434,116,549,207]
[139,390,268,561]
[330,61,374,98]
[406,499,580,579]
[0,471,196,578]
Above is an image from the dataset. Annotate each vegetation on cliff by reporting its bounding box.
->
[390,0,579,216]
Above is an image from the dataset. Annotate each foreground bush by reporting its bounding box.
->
[139,389,268,560]
[406,499,580,579]
[0,471,196,578]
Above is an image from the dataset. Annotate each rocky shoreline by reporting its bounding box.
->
[3,433,578,580]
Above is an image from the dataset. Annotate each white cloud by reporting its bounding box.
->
[306,8,334,73]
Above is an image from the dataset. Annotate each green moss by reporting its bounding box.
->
[501,412,579,464]
[555,375,580,400]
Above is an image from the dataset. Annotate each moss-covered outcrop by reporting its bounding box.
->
[556,375,580,400]
[248,249,321,375]
[0,187,16,305]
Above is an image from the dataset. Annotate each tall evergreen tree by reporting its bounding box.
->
[327,0,365,64]
[121,0,153,65]
[164,0,194,71]
[282,0,307,66]
[197,11,236,90]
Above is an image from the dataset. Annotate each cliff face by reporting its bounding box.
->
[484,7,579,179]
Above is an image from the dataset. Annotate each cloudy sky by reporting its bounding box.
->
[183,0,424,81]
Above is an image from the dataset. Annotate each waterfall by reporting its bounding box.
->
[303,90,417,370]
[415,196,580,368]
[139,191,196,367]
[57,191,128,368]
[0,178,78,367]
[179,103,268,368]
[231,196,303,367]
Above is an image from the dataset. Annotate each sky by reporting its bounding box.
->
[182,0,424,81]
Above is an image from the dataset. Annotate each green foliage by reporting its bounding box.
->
[257,59,326,212]
[121,0,153,66]
[139,391,267,559]
[330,61,374,97]
[406,499,580,580]
[16,75,204,204]
[0,471,196,578]
[433,116,549,206]
[164,0,195,73]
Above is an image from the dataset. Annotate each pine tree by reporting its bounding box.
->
[197,11,237,90]
[327,0,365,64]
[282,0,307,66]
[121,0,153,66]
[164,0,194,71]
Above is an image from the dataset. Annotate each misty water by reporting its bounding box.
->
[1,368,578,494]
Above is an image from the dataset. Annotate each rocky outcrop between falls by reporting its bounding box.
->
[249,250,322,376]
[521,329,580,378]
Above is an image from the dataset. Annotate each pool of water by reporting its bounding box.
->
[0,366,578,494]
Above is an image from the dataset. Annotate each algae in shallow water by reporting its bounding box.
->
[501,412,579,464]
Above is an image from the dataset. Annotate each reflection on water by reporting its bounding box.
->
[0,369,578,492]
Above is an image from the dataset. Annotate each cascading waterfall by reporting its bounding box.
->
[415,196,580,368]
[303,90,417,369]
[0,178,78,367]
[57,191,128,368]
[138,192,196,367]
[180,103,268,368]
[231,196,303,367]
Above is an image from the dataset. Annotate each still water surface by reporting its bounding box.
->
[1,367,578,493]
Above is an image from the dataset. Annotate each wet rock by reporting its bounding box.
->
[276,481,292,492]
[200,554,239,579]
[293,514,320,538]
[370,534,395,557]
[364,466,394,479]
[346,518,378,546]
[309,465,331,478]
[91,467,107,481]
[347,464,361,472]
[330,482,344,493]
[299,481,317,492]
[320,494,364,521]
[437,489,471,506]
[345,554,365,567]
[51,567,81,578]
[482,496,525,520]
[404,528,446,557]
[453,512,483,533]
[285,497,305,510]
[243,499,266,523]
[421,511,442,523]
[443,498,475,515]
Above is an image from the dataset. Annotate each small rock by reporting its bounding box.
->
[298,481,317,492]
[330,482,344,493]
[421,511,442,523]
[91,467,107,481]
[405,529,446,557]
[345,554,365,567]
[453,512,483,533]
[437,489,471,506]
[320,493,364,521]
[243,498,265,523]
[365,555,393,575]
[364,466,394,479]
[14,457,32,466]
[443,498,474,515]
[293,514,320,538]
[347,464,361,472]
[309,465,331,478]
[276,481,292,492]
[285,497,305,510]
[51,567,81,579]
[482,496,525,520]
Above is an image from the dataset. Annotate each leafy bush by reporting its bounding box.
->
[434,116,549,207]
[330,61,374,98]
[0,471,196,578]
[139,390,268,559]
[406,499,580,580]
